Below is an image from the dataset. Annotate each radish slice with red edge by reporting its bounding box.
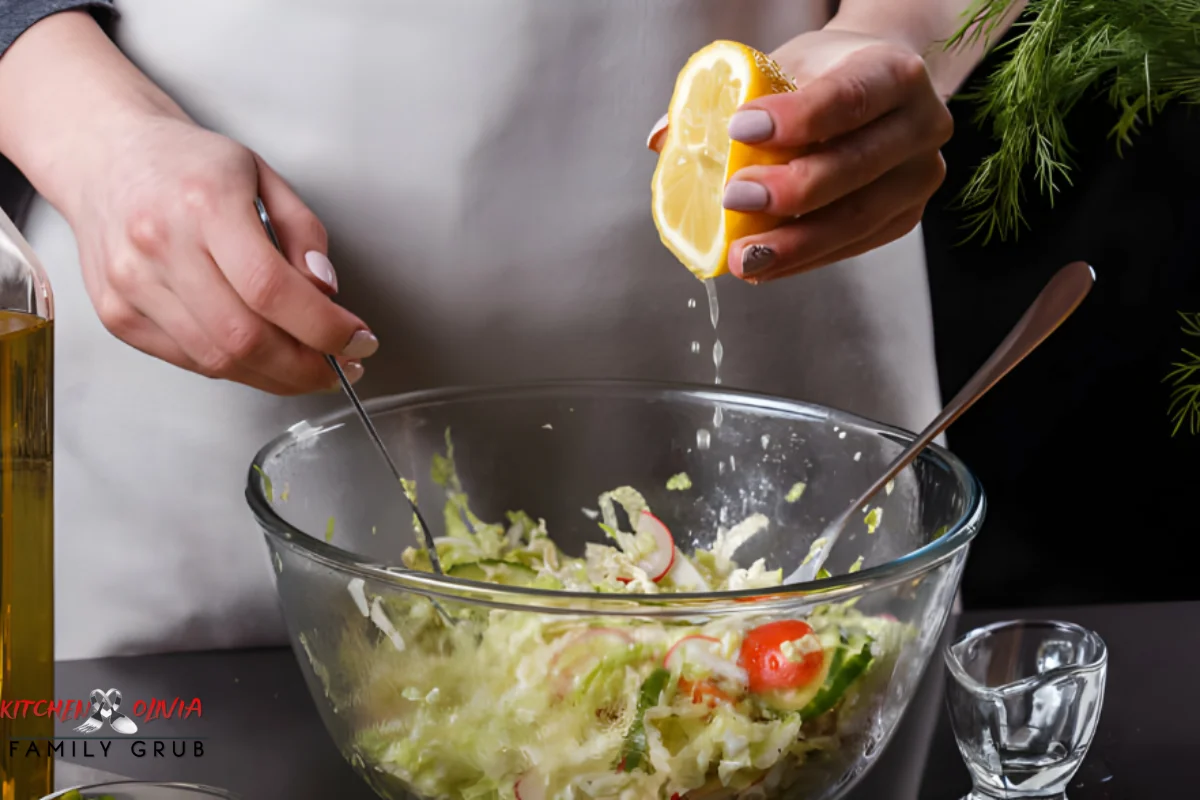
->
[664,635,721,670]
[548,628,634,697]
[620,511,675,582]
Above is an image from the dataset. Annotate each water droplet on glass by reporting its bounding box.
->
[713,405,724,428]
[687,298,697,309]
[729,455,736,472]
[839,431,847,440]
[718,461,725,476]
[697,429,711,450]
[712,340,724,371]
[690,340,701,355]
[761,434,770,450]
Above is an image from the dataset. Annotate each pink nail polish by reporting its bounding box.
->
[728,110,775,143]
[305,251,338,293]
[724,181,770,212]
[342,330,379,360]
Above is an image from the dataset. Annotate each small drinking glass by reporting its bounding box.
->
[944,620,1107,799]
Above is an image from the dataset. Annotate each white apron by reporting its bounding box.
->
[28,0,942,660]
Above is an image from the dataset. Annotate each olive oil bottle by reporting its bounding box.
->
[0,210,54,800]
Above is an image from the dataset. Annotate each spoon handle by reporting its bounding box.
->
[253,198,445,576]
[788,261,1095,584]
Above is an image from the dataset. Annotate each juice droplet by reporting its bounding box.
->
[690,341,701,354]
[687,298,697,309]
[704,279,720,329]
[712,340,724,372]
[697,429,711,450]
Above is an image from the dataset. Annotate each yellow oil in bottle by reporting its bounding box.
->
[0,310,53,800]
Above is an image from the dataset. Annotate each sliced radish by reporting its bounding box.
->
[549,628,635,697]
[515,772,546,800]
[636,511,676,581]
[664,635,721,670]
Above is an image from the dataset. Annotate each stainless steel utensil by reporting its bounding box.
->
[787,260,1096,585]
[254,198,444,576]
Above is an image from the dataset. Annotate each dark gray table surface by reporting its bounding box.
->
[51,601,1197,799]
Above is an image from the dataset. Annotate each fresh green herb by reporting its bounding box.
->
[1166,311,1200,436]
[325,516,336,543]
[948,0,1200,244]
[864,507,883,534]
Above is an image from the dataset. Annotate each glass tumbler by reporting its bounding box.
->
[944,620,1107,799]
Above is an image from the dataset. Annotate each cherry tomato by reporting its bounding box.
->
[738,620,824,693]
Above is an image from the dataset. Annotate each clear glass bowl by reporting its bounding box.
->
[247,381,985,800]
[42,782,237,799]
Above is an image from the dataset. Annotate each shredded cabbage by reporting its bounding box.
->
[330,434,911,800]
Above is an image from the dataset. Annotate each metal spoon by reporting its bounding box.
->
[786,261,1096,585]
[254,198,445,576]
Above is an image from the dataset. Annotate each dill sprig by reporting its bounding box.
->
[947,0,1200,244]
[947,2,1200,437]
[1166,312,1200,436]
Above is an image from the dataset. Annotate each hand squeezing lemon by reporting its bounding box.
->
[650,41,801,280]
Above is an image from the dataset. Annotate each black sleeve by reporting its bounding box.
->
[0,0,117,56]
[0,2,119,225]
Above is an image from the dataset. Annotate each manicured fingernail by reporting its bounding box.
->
[325,361,364,392]
[647,113,669,151]
[305,250,338,293]
[739,245,777,277]
[728,110,774,143]
[342,330,378,359]
[723,181,770,212]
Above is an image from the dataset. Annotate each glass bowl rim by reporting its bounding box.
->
[42,781,238,799]
[246,379,986,615]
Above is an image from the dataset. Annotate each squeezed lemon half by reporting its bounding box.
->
[651,41,798,280]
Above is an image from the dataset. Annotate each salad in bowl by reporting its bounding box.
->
[247,383,983,800]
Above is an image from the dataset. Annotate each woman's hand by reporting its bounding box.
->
[650,30,953,283]
[67,112,377,395]
[0,11,376,395]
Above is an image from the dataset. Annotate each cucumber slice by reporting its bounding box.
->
[799,639,875,720]
[447,560,539,587]
[756,626,843,712]
[618,668,671,773]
